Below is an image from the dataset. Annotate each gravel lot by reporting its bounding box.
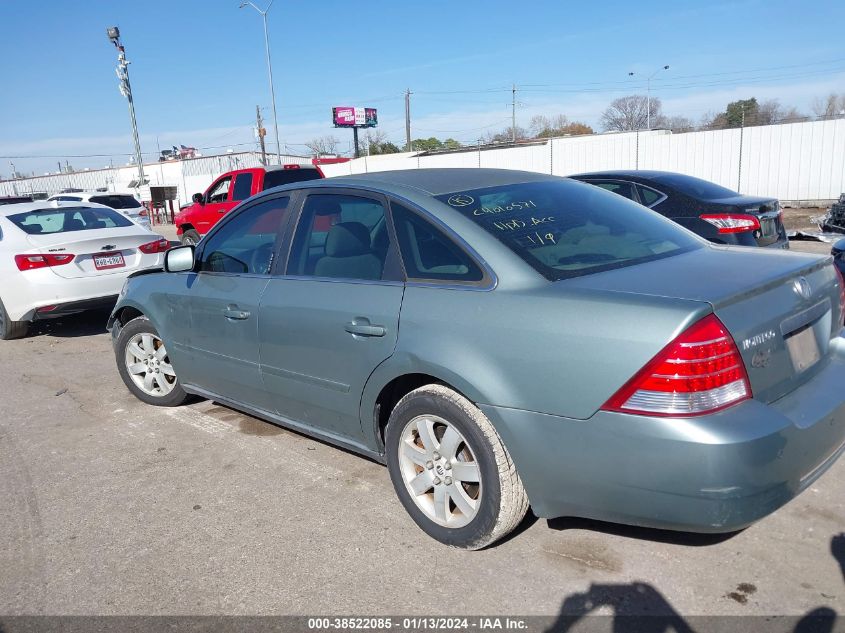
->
[1,236,843,621]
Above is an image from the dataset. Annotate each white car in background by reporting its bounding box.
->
[0,201,169,340]
[46,191,151,228]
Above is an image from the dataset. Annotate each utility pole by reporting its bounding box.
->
[405,88,412,152]
[107,27,146,190]
[256,105,267,165]
[512,83,517,143]
[738,104,746,193]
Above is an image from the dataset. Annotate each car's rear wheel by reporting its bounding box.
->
[181,229,201,246]
[0,297,28,341]
[385,384,529,549]
[115,316,190,406]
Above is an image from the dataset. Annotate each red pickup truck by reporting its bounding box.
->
[174,160,346,245]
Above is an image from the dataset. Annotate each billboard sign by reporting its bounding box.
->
[332,107,378,128]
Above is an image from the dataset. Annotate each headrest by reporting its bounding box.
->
[314,201,342,217]
[325,222,371,257]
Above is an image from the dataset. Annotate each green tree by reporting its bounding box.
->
[725,98,758,127]
[411,137,445,151]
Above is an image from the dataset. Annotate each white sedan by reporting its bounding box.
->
[0,201,169,340]
[46,191,151,228]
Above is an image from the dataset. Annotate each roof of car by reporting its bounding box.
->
[0,200,113,217]
[568,170,681,180]
[321,168,557,195]
[47,191,138,200]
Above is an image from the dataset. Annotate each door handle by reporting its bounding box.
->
[345,318,386,337]
[224,304,250,320]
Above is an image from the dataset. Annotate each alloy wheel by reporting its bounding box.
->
[397,414,482,528]
[124,332,177,397]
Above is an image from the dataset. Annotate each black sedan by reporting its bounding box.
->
[834,238,845,276]
[570,170,788,248]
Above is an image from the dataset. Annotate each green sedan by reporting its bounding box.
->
[109,169,845,549]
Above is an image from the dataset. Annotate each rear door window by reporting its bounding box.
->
[7,206,134,234]
[435,180,699,281]
[589,180,638,202]
[636,185,665,207]
[391,202,483,282]
[231,173,254,201]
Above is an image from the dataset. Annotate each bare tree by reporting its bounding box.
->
[600,95,663,131]
[811,93,845,119]
[305,135,340,156]
[755,99,805,125]
[663,115,695,133]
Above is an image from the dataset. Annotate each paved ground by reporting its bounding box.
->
[1,239,843,620]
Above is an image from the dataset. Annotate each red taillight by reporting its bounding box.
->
[14,253,75,271]
[282,163,300,170]
[602,314,751,417]
[139,238,169,254]
[700,213,760,234]
[835,266,845,325]
[139,209,148,217]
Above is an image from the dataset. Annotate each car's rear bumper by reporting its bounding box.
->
[481,334,845,532]
[31,295,119,320]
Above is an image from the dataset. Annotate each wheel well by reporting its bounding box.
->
[180,223,196,234]
[374,373,446,445]
[115,306,144,325]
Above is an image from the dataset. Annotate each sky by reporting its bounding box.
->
[1,0,844,176]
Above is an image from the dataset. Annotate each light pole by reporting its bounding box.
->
[107,26,146,189]
[628,65,669,130]
[239,1,282,165]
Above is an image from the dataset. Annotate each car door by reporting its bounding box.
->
[258,190,405,442]
[197,175,234,234]
[181,194,292,410]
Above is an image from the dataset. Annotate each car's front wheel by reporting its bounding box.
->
[0,297,28,341]
[180,229,201,246]
[115,316,190,406]
[385,384,529,549]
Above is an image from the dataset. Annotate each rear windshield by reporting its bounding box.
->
[262,168,321,190]
[7,206,134,235]
[89,194,142,209]
[650,173,738,200]
[435,180,699,281]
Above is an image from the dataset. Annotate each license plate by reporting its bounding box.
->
[93,251,125,270]
[761,217,776,237]
[785,325,820,373]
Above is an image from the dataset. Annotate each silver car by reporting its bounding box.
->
[108,169,845,549]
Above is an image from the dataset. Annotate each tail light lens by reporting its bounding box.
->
[15,254,75,271]
[282,164,300,170]
[700,213,760,234]
[835,265,845,325]
[139,238,169,254]
[602,314,751,417]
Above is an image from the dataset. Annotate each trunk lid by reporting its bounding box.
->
[24,227,157,279]
[564,245,842,405]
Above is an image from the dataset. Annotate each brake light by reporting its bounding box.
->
[601,314,751,417]
[700,213,760,234]
[835,266,845,325]
[282,164,300,170]
[15,254,75,271]
[139,238,169,254]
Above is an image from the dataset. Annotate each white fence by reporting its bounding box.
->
[3,118,844,205]
[321,118,845,204]
[0,151,311,207]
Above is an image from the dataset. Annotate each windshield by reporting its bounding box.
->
[650,173,739,200]
[89,194,142,209]
[8,206,134,235]
[435,179,700,281]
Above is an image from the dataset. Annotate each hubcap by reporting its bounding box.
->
[124,332,177,397]
[397,415,482,528]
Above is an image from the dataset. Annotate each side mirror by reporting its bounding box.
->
[164,245,195,273]
[833,238,845,253]
[192,193,204,205]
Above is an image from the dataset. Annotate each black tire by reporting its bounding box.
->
[181,229,201,246]
[0,297,28,341]
[385,384,529,550]
[115,316,190,407]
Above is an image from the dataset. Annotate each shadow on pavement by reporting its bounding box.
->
[25,308,111,339]
[832,533,845,584]
[546,516,739,547]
